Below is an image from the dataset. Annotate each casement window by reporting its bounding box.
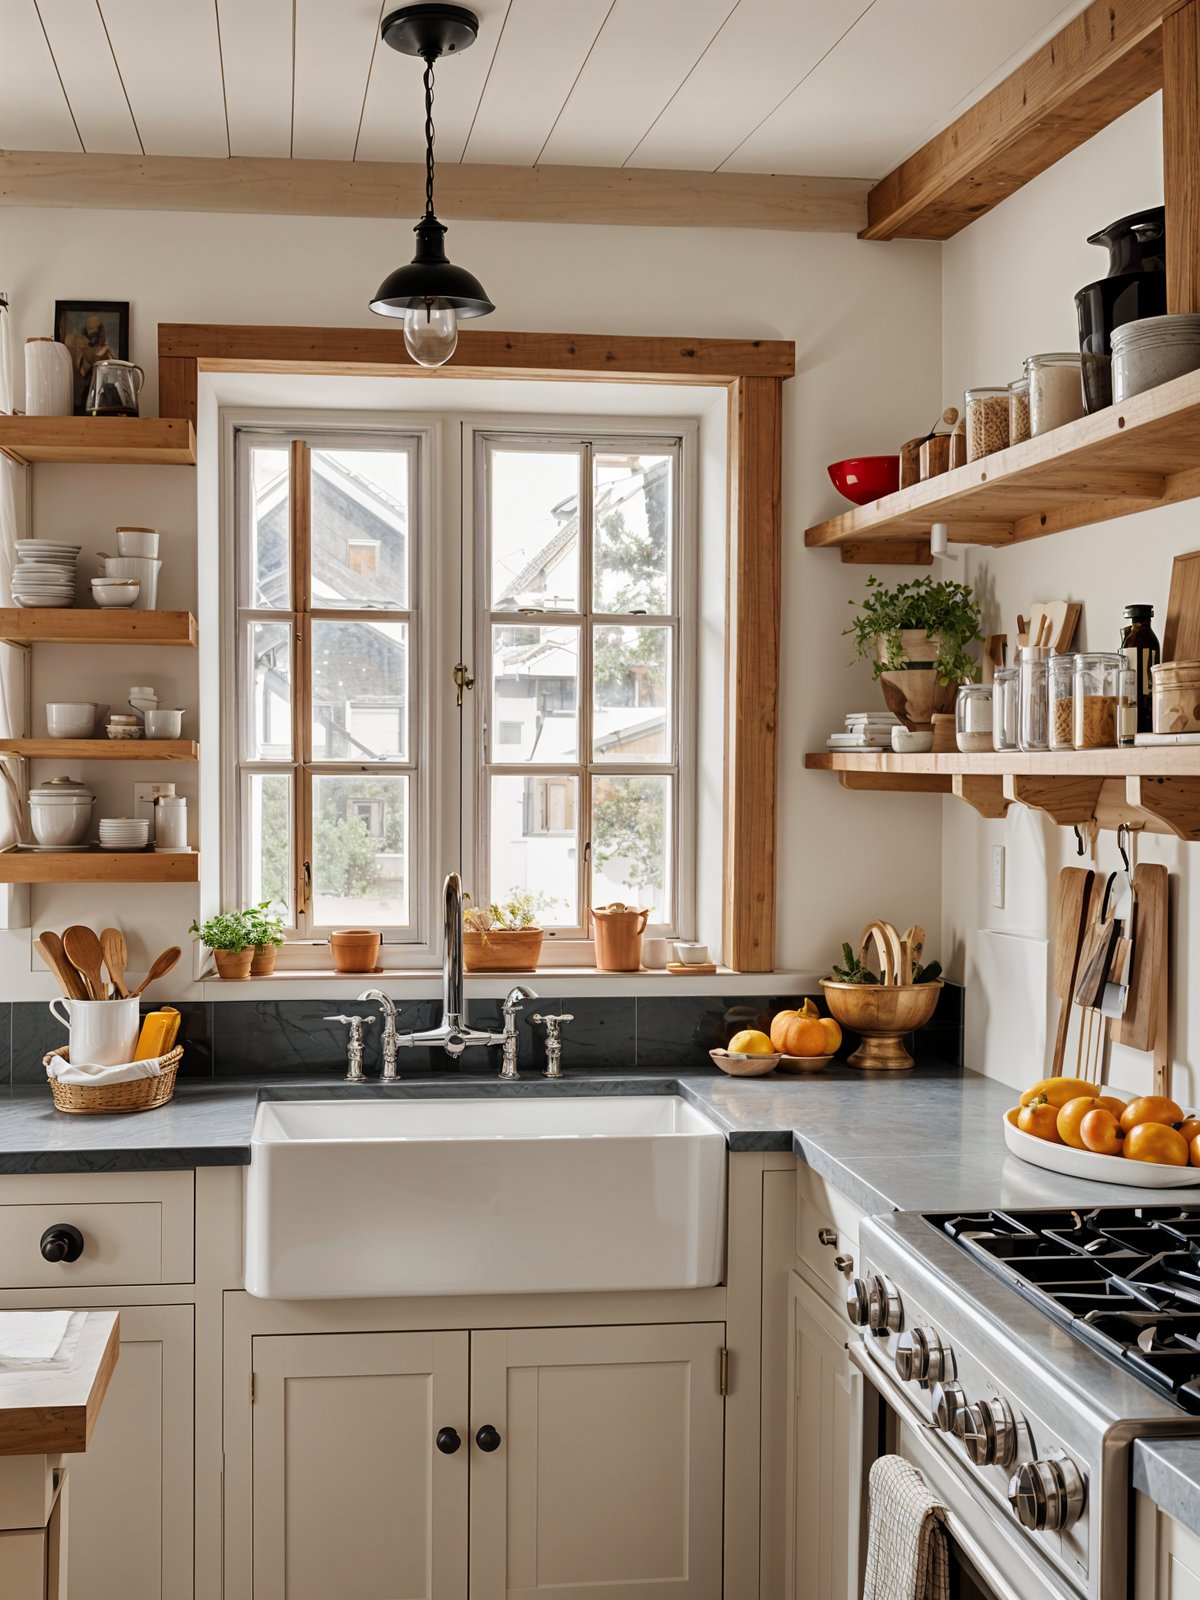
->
[229,418,693,954]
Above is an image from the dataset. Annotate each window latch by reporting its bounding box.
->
[453,662,475,709]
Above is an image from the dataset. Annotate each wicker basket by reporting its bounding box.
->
[45,1045,183,1115]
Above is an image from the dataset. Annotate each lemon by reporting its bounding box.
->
[728,1029,775,1056]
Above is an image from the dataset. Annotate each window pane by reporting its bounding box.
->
[248,446,291,608]
[490,623,578,763]
[312,774,408,928]
[591,774,671,921]
[311,620,408,761]
[489,447,581,612]
[247,622,292,760]
[310,448,411,609]
[247,774,292,922]
[592,625,671,761]
[489,773,577,926]
[593,451,672,614]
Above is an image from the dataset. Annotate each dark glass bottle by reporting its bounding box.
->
[1121,604,1160,733]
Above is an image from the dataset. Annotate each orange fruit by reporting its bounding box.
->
[1120,1095,1184,1133]
[1017,1100,1062,1142]
[1095,1095,1127,1118]
[1124,1122,1189,1166]
[727,1029,775,1056]
[818,1017,842,1054]
[1080,1107,1124,1156]
[1056,1095,1098,1149]
[1178,1117,1200,1145]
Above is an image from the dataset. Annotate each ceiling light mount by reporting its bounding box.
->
[380,5,479,62]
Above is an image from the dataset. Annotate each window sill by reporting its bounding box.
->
[198,966,811,1000]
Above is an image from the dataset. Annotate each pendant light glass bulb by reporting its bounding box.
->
[403,300,458,367]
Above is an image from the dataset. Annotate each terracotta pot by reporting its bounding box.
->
[589,903,650,972]
[875,630,958,730]
[329,929,381,974]
[462,927,543,973]
[819,977,943,1070]
[250,943,278,977]
[213,948,254,981]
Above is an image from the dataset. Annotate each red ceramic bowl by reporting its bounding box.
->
[827,455,901,506]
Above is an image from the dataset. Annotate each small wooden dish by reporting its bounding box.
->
[778,1052,835,1074]
[709,1048,780,1077]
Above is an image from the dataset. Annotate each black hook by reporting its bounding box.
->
[1117,823,1132,874]
[1073,825,1085,857]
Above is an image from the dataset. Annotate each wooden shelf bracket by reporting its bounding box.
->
[1004,774,1105,826]
[952,774,1011,819]
[1125,775,1200,839]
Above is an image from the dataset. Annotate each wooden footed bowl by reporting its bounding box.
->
[819,978,943,1070]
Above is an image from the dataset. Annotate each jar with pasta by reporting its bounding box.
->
[1009,376,1031,445]
[1073,652,1123,749]
[1048,654,1077,751]
[965,387,1010,462]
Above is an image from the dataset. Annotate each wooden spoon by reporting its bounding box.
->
[36,932,88,999]
[100,927,130,998]
[62,925,107,1001]
[130,945,182,998]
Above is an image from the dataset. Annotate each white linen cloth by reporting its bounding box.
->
[0,1310,75,1369]
[44,1050,175,1086]
[862,1455,951,1600]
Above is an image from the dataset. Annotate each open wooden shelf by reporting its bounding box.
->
[0,416,195,467]
[808,749,1200,776]
[805,369,1200,562]
[0,609,197,647]
[0,850,198,884]
[0,738,197,762]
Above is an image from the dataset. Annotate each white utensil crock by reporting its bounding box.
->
[24,339,73,417]
[48,996,140,1067]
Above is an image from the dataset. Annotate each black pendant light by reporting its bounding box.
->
[370,4,494,366]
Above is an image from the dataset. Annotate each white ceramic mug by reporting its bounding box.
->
[673,941,710,965]
[48,996,140,1067]
[144,708,183,739]
[24,339,73,417]
[642,936,670,969]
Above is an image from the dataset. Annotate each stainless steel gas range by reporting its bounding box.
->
[847,1205,1200,1600]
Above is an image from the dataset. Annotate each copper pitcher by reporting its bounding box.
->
[589,902,650,972]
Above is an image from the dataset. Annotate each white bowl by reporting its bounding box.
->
[143,708,183,739]
[46,702,97,739]
[13,594,74,609]
[106,724,143,740]
[892,728,935,753]
[91,579,140,608]
[1003,1106,1200,1189]
[100,556,160,610]
[29,796,94,846]
[116,528,160,558]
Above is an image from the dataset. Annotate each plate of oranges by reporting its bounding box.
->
[1004,1076,1200,1188]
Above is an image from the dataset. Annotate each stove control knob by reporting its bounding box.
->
[960,1397,1018,1468]
[931,1380,967,1434]
[845,1278,871,1327]
[1008,1458,1086,1533]
[895,1328,957,1384]
[866,1276,903,1336]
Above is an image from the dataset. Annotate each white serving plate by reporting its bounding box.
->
[1003,1106,1200,1189]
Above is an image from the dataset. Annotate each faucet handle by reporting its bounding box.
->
[324,1013,376,1032]
[532,1012,572,1037]
[324,1013,375,1083]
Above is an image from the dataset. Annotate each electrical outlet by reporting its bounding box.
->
[991,845,1005,909]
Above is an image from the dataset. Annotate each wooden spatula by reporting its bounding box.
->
[130,945,182,998]
[62,925,107,1001]
[1051,867,1094,1076]
[100,927,130,999]
[35,932,88,999]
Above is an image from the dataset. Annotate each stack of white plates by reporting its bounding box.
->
[98,817,150,851]
[12,540,80,608]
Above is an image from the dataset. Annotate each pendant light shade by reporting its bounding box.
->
[370,5,493,366]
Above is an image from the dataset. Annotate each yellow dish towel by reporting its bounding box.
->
[862,1455,950,1600]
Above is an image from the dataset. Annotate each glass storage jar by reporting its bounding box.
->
[1008,376,1031,445]
[1117,662,1137,747]
[956,683,994,753]
[1018,645,1051,751]
[965,387,1010,461]
[1073,652,1124,749]
[1026,352,1086,436]
[993,666,1019,751]
[1049,653,1077,751]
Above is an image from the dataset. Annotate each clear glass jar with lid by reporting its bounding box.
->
[1018,645,1051,751]
[965,387,1010,461]
[1026,352,1086,436]
[1008,376,1031,445]
[956,684,993,753]
[993,666,1019,751]
[1073,652,1124,749]
[1048,653,1077,751]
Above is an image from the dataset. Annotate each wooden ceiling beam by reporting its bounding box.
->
[0,148,869,234]
[862,0,1172,242]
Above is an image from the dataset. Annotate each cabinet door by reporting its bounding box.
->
[66,1304,194,1600]
[252,1330,468,1600]
[786,1272,862,1600]
[470,1323,724,1600]
[1134,1491,1200,1600]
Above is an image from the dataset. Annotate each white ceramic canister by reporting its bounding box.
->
[642,936,670,969]
[48,996,140,1066]
[1112,314,1200,402]
[154,794,188,850]
[24,339,73,417]
[28,777,95,846]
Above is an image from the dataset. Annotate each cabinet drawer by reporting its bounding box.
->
[0,1173,194,1289]
[794,1162,862,1309]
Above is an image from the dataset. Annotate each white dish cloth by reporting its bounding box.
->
[44,1051,174,1086]
[0,1310,78,1369]
[862,1455,950,1600]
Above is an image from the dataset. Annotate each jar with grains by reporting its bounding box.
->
[1009,376,1031,445]
[1073,652,1123,749]
[1026,352,1086,436]
[1049,653,1077,751]
[956,683,993,753]
[993,666,1019,751]
[965,387,1010,462]
[1018,645,1051,751]
[1118,663,1137,747]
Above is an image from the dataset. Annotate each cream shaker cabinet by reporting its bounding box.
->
[249,1322,725,1600]
[1135,1492,1200,1599]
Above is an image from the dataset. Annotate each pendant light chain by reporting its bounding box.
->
[422,53,438,221]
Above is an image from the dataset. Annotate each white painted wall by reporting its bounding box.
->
[940,93,1199,1101]
[0,206,943,1000]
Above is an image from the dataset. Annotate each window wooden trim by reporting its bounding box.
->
[162,323,791,971]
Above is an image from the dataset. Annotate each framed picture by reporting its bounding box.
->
[54,300,130,415]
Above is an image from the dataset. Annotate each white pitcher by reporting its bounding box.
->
[48,997,140,1067]
[24,339,73,416]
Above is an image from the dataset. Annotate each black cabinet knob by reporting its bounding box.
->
[39,1224,84,1264]
[435,1427,461,1455]
[475,1424,502,1453]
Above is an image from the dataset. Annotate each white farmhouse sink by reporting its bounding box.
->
[244,1096,727,1300]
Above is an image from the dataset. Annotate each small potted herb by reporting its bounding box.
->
[188,909,255,981]
[845,574,982,727]
[245,901,287,977]
[463,889,556,973]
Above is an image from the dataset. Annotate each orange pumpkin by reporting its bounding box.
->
[770,1010,828,1057]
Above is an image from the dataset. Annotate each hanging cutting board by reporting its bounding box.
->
[1163,551,1200,662]
[1113,862,1168,1055]
[1050,866,1095,1076]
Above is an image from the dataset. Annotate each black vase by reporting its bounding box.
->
[1086,206,1166,276]
[1076,206,1168,411]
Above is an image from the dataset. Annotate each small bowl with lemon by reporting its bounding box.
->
[710,1029,781,1077]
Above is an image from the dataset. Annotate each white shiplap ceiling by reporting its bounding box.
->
[1,0,1093,179]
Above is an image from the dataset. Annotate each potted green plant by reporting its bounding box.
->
[245,901,287,976]
[188,908,255,981]
[845,574,982,728]
[463,889,556,973]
